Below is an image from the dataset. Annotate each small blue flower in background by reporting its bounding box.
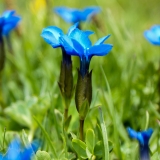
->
[0,138,39,160]
[127,127,153,160]
[60,27,113,77]
[0,10,21,36]
[144,25,160,45]
[54,6,101,24]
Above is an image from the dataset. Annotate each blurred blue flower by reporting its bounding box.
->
[127,127,153,160]
[60,28,113,76]
[144,25,160,45]
[0,10,21,36]
[54,6,101,24]
[0,138,39,160]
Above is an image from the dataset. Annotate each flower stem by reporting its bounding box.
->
[79,119,84,141]
[64,108,68,121]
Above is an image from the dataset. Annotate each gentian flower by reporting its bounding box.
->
[0,138,39,160]
[41,23,79,120]
[60,27,113,77]
[144,25,160,45]
[0,10,21,36]
[0,10,21,71]
[54,6,101,28]
[127,127,153,160]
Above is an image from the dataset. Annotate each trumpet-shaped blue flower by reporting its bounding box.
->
[0,10,21,36]
[54,6,101,24]
[41,23,79,65]
[127,127,153,160]
[144,25,160,45]
[60,28,113,77]
[0,138,39,160]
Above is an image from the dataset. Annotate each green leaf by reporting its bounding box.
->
[4,101,32,128]
[33,116,58,159]
[72,138,87,159]
[94,141,103,157]
[86,129,95,154]
[99,107,109,160]
[36,150,51,160]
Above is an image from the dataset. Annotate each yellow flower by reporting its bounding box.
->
[30,0,46,14]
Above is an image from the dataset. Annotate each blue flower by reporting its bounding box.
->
[60,28,113,77]
[54,6,101,24]
[127,127,153,160]
[41,23,79,65]
[0,138,39,160]
[0,10,21,36]
[144,25,160,45]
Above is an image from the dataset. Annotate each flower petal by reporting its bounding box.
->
[2,10,15,18]
[54,7,80,23]
[144,25,160,45]
[69,28,92,49]
[5,139,21,160]
[67,22,79,36]
[41,26,63,48]
[94,34,111,45]
[87,44,113,57]
[80,6,101,21]
[2,16,21,35]
[60,35,79,56]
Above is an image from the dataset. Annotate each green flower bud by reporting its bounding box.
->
[58,62,74,108]
[75,70,92,120]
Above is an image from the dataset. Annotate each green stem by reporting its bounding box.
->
[64,108,68,122]
[80,119,84,141]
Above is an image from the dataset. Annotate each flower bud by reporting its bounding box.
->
[75,70,92,120]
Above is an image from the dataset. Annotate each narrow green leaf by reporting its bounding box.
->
[86,129,95,154]
[100,66,122,159]
[98,107,109,160]
[144,111,149,130]
[33,116,58,159]
[72,138,87,159]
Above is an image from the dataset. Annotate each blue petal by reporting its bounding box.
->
[80,6,101,21]
[69,28,92,49]
[2,10,15,18]
[41,26,63,48]
[94,35,111,45]
[54,7,80,23]
[21,147,34,160]
[67,22,79,36]
[127,127,153,146]
[4,139,21,160]
[144,25,160,45]
[2,16,21,35]
[0,154,3,160]
[127,127,138,139]
[87,44,113,57]
[59,35,81,56]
